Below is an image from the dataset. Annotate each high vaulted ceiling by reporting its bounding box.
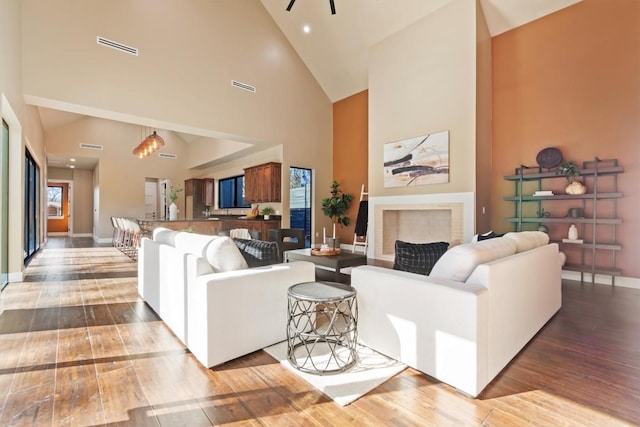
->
[39,0,582,169]
[260,0,582,101]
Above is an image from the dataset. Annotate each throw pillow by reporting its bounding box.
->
[503,231,549,253]
[205,236,249,272]
[393,241,449,276]
[232,238,279,267]
[429,238,517,282]
[476,231,503,241]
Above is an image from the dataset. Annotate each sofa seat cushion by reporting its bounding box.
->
[206,236,249,272]
[232,238,279,267]
[503,231,549,253]
[393,241,449,276]
[430,237,517,282]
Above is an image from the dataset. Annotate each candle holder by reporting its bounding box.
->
[326,237,340,250]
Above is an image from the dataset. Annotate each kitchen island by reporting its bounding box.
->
[139,216,281,240]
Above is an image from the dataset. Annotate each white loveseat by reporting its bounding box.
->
[138,228,315,368]
[351,231,563,397]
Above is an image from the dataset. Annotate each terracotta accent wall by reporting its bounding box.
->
[475,0,493,233]
[332,91,368,243]
[491,0,640,279]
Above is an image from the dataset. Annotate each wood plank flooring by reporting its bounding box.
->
[0,237,639,426]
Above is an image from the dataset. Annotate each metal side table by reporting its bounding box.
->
[286,281,358,375]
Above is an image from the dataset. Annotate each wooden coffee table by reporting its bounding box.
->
[284,248,367,283]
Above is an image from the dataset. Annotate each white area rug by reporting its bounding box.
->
[263,341,406,406]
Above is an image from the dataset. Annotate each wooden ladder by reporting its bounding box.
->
[352,184,368,255]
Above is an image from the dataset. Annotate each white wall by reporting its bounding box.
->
[22,0,333,240]
[368,0,478,198]
[1,0,46,280]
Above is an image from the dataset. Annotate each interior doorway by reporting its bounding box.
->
[145,179,159,220]
[47,181,71,235]
[289,167,312,248]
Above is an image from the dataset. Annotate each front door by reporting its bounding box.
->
[47,182,70,234]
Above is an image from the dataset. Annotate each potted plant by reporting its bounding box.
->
[321,181,353,248]
[167,185,182,220]
[261,206,275,220]
[555,161,586,194]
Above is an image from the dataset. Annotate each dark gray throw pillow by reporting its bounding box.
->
[393,240,449,276]
[232,238,279,268]
[477,231,504,241]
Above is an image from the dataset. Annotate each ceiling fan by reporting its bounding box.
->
[286,0,336,15]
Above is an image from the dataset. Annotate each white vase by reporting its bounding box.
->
[568,224,578,240]
[169,202,178,220]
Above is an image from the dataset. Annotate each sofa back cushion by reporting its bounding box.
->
[232,238,280,267]
[175,232,219,257]
[430,237,517,282]
[205,236,249,272]
[503,231,549,253]
[393,241,449,276]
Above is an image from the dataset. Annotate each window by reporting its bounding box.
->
[47,185,63,218]
[24,148,40,264]
[219,175,250,209]
[290,167,312,248]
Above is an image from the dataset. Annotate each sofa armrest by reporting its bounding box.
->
[351,265,488,396]
[186,260,316,368]
[137,237,160,311]
[465,243,562,384]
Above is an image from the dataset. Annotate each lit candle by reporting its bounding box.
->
[323,227,326,244]
[333,223,336,239]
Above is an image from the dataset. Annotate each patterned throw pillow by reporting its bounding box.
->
[232,238,280,268]
[393,240,449,276]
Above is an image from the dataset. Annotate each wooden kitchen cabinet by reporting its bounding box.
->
[184,178,215,218]
[244,162,281,203]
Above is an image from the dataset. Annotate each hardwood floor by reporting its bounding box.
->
[0,237,638,426]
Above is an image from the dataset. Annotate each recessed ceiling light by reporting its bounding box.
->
[303,25,311,34]
[69,165,75,169]
[70,158,76,162]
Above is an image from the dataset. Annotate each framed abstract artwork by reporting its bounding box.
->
[383,130,450,188]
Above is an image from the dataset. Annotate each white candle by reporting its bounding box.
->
[333,223,336,239]
[323,227,326,244]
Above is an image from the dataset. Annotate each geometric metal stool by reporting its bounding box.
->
[287,281,358,375]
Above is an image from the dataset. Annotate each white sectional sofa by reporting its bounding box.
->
[138,228,316,368]
[351,231,563,397]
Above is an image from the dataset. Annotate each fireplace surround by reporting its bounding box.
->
[367,192,474,261]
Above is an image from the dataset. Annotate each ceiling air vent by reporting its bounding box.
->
[159,153,177,159]
[79,143,103,150]
[231,80,256,93]
[97,36,139,56]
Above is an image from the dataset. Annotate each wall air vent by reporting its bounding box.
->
[231,80,256,93]
[97,36,139,56]
[159,153,177,159]
[79,143,103,150]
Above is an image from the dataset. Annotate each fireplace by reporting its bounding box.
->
[367,192,474,261]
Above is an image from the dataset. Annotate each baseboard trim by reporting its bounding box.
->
[8,272,23,283]
[562,270,640,289]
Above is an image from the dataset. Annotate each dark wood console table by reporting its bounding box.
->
[284,248,367,283]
